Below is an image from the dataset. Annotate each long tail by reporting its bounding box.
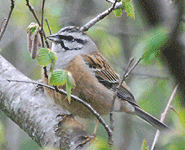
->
[135,106,169,131]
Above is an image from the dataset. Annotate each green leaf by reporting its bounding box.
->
[37,48,57,67]
[49,69,68,86]
[67,72,75,87]
[114,8,123,17]
[179,109,185,129]
[50,70,75,103]
[123,0,135,19]
[66,83,72,103]
[66,72,75,103]
[141,139,149,150]
[139,26,169,63]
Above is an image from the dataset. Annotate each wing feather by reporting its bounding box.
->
[82,53,138,106]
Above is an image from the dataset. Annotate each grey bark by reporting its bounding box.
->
[0,55,89,149]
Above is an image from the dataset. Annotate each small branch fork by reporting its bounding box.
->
[151,85,178,150]
[80,0,119,32]
[106,0,123,9]
[109,57,142,144]
[0,0,15,42]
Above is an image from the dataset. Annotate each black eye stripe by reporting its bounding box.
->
[75,38,87,44]
[57,35,87,44]
[57,35,74,41]
[55,34,87,51]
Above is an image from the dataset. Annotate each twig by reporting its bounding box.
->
[7,79,112,141]
[109,57,134,140]
[26,0,41,26]
[109,57,141,144]
[125,57,142,79]
[80,0,118,32]
[0,19,6,32]
[26,0,49,48]
[151,85,178,150]
[110,57,134,131]
[43,67,48,79]
[40,0,49,83]
[170,106,179,117]
[45,18,52,35]
[40,0,46,47]
[41,0,45,32]
[0,0,14,41]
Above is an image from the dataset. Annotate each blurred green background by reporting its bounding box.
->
[0,0,184,150]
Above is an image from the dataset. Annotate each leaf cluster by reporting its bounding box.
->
[37,48,75,103]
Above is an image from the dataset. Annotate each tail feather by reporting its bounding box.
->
[135,106,169,131]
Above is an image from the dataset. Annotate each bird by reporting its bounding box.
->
[45,26,169,131]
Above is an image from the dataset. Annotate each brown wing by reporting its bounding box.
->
[82,53,138,107]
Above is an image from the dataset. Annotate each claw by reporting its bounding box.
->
[77,135,96,148]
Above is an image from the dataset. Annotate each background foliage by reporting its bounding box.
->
[0,0,184,149]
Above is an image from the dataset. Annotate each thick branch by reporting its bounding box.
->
[0,55,90,149]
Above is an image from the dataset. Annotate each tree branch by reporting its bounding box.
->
[7,79,112,144]
[106,0,123,9]
[0,55,92,150]
[80,0,118,32]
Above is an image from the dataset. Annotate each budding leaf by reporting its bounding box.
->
[114,8,123,17]
[37,48,57,67]
[26,22,39,34]
[141,139,149,150]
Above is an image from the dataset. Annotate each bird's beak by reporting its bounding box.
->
[47,34,60,42]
